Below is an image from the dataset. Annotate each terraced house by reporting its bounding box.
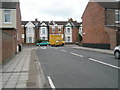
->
[22,18,81,45]
[0,0,22,62]
[82,1,120,49]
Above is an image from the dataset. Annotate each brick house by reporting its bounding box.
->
[82,1,120,49]
[22,18,81,44]
[0,0,22,62]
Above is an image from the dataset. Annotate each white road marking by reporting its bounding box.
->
[61,50,67,53]
[47,76,56,90]
[89,58,120,70]
[40,47,46,49]
[70,52,83,57]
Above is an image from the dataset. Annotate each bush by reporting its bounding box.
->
[35,39,43,43]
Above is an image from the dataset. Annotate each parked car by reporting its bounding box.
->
[114,46,120,59]
[36,41,49,46]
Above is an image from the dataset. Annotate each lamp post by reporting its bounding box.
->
[35,19,39,42]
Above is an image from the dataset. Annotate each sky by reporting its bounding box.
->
[20,0,89,22]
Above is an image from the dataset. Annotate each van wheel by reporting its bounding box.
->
[114,51,120,59]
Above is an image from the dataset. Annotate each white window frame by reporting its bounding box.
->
[58,26,61,33]
[65,27,71,34]
[4,10,12,24]
[115,10,120,23]
[52,26,55,33]
[26,37,34,43]
[65,36,72,42]
[26,27,34,34]
[41,28,46,34]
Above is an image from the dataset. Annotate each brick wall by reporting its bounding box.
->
[82,2,111,49]
[49,26,64,35]
[16,2,22,46]
[105,27,117,49]
[72,27,79,43]
[2,31,15,62]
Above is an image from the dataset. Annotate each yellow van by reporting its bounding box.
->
[49,35,65,46]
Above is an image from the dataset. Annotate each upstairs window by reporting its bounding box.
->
[41,28,46,34]
[115,10,120,23]
[26,27,34,34]
[66,28,71,33]
[52,27,55,33]
[58,26,61,33]
[4,10,12,24]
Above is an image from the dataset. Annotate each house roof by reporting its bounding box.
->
[55,21,67,25]
[22,21,41,26]
[1,2,17,9]
[22,20,81,27]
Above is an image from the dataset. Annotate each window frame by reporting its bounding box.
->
[41,28,46,34]
[4,10,12,24]
[115,10,120,23]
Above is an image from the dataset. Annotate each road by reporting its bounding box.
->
[36,45,119,88]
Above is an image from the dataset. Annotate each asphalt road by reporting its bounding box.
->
[36,45,119,88]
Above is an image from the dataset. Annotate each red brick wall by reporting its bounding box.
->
[3,30,17,54]
[2,31,16,62]
[72,27,79,43]
[49,26,64,35]
[105,27,117,49]
[82,2,110,44]
[16,2,22,46]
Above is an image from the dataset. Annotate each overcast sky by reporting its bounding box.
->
[20,0,89,22]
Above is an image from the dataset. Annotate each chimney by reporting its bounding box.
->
[68,18,73,22]
[35,18,38,27]
[35,18,38,22]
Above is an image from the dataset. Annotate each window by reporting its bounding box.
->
[4,10,11,23]
[58,29,61,33]
[66,28,71,33]
[29,37,32,43]
[41,28,46,34]
[65,36,71,42]
[27,27,34,34]
[42,37,45,40]
[58,26,61,33]
[115,10,120,22]
[52,27,55,33]
[26,37,33,43]
[68,37,70,42]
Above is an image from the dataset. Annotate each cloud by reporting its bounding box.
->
[20,0,89,21]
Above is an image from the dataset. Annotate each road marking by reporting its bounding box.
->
[47,76,56,90]
[61,50,67,53]
[70,52,83,57]
[40,47,46,49]
[88,58,120,70]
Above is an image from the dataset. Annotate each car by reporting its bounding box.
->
[114,45,120,59]
[36,41,49,46]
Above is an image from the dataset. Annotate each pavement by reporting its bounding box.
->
[0,47,44,89]
[67,45,113,55]
[0,45,114,89]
